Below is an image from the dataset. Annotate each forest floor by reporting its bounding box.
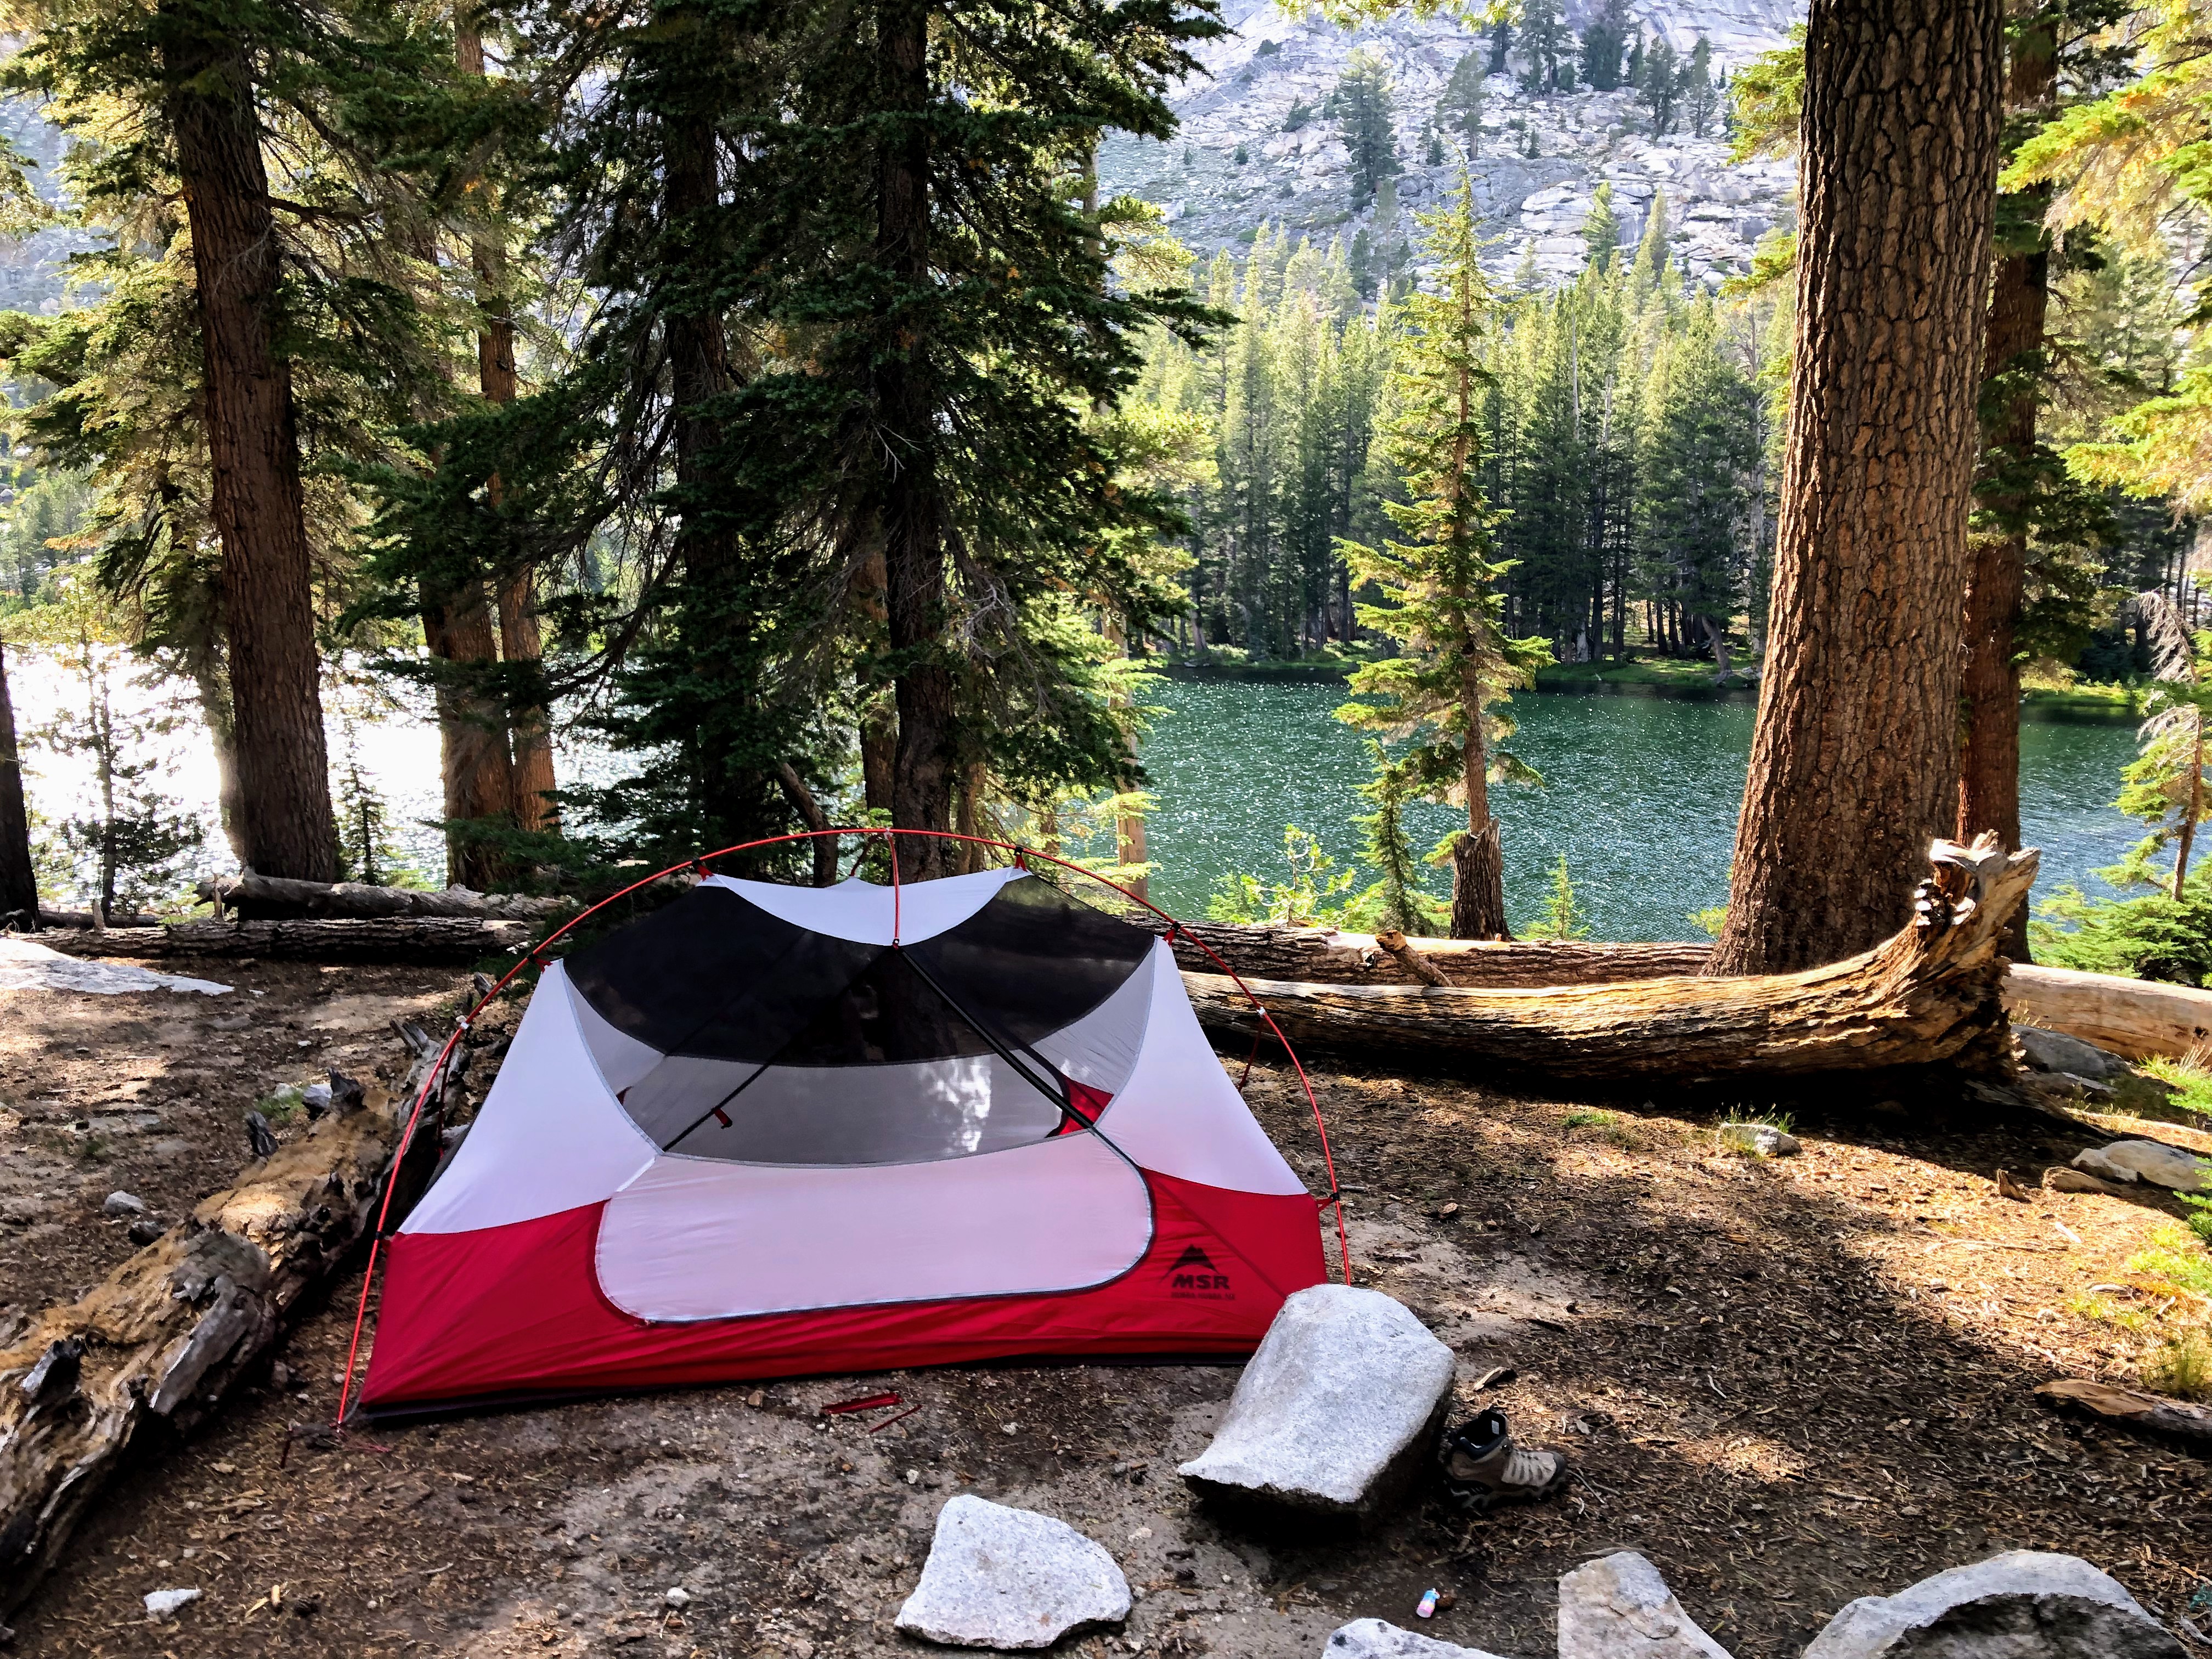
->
[3,961,2210,1659]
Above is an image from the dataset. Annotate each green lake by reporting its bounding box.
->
[1131,681,2145,941]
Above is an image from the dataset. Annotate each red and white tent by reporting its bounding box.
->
[358,865,1329,1414]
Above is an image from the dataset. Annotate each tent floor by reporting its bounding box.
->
[5,981,2204,1659]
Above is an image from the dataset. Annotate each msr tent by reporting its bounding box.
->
[355,856,1334,1415]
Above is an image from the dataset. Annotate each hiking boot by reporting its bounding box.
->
[1440,1408,1568,1512]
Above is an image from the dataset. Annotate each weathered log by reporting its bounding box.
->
[36,916,532,963]
[0,1036,450,1616]
[198,872,571,923]
[1375,929,1454,988]
[1181,838,2038,1082]
[2034,1379,2212,1448]
[2002,963,2212,1062]
[1128,915,1710,987]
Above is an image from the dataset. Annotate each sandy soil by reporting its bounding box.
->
[3,963,2209,1659]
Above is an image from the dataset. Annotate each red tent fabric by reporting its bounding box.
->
[359,868,1328,1414]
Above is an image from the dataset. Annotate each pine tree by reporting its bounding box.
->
[1336,174,1550,939]
[1517,0,1572,94]
[1435,49,1485,158]
[1638,37,1682,134]
[0,637,33,922]
[1583,182,1622,274]
[1684,37,1718,136]
[1581,0,1630,93]
[1328,48,1400,210]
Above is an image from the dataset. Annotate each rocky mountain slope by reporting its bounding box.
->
[1099,0,1804,287]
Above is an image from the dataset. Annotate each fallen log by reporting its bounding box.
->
[36,916,532,964]
[1129,915,1709,986]
[2034,1379,2212,1449]
[2002,963,2212,1062]
[198,872,572,923]
[1181,837,2037,1082]
[0,1029,455,1617]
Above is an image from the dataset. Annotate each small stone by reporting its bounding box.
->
[2096,1139,2210,1192]
[2070,1148,2139,1184]
[895,1495,1128,1650]
[1322,1618,1515,1657]
[664,1588,691,1609]
[1717,1122,1800,1157]
[1559,1552,1731,1659]
[2044,1167,2117,1195]
[2013,1026,2129,1081]
[1178,1284,1454,1525]
[143,1589,201,1621]
[101,1191,146,1216]
[1801,1549,2182,1657]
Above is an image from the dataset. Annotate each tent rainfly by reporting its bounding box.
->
[358,867,1330,1413]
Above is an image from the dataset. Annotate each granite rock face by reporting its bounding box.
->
[1557,1552,1733,1659]
[893,1496,1129,1650]
[1178,1284,1455,1524]
[1321,1617,1517,1657]
[2070,1147,2140,1184]
[1799,1550,2182,1659]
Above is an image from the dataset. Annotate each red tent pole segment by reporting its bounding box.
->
[331,826,1352,1427]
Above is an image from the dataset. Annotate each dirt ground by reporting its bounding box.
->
[3,958,2210,1659]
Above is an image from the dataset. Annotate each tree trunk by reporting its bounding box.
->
[163,24,337,882]
[43,915,533,962]
[1132,917,1712,985]
[1448,819,1511,940]
[1958,22,2056,962]
[458,18,559,838]
[2175,717,2202,900]
[0,638,35,924]
[421,582,515,889]
[1709,0,2004,975]
[1191,839,2036,1082]
[876,0,957,879]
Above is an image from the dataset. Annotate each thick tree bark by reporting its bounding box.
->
[876,0,958,878]
[2036,1380,2212,1450]
[1959,25,2057,962]
[1192,839,2036,1081]
[458,18,559,837]
[1449,819,1511,940]
[196,871,572,921]
[0,639,35,925]
[163,24,337,882]
[421,582,515,889]
[2002,962,2212,1061]
[1709,0,2005,974]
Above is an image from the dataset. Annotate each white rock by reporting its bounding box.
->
[1717,1123,1800,1157]
[2070,1147,2139,1184]
[143,1588,201,1620]
[1322,1617,1517,1657]
[1558,1553,1732,1659]
[894,1495,1128,1650]
[1178,1284,1454,1522]
[664,1587,691,1609]
[1801,1550,2182,1658]
[2097,1139,2210,1192]
[102,1190,147,1216]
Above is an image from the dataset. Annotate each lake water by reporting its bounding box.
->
[4,652,2145,940]
[1136,680,2146,940]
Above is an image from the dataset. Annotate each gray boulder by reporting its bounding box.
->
[894,1495,1128,1650]
[1322,1618,1517,1657]
[1800,1550,2181,1658]
[2070,1147,2139,1184]
[2014,1027,2128,1081]
[1178,1284,1455,1524]
[101,1191,146,1217]
[2097,1139,2210,1192]
[1558,1553,1732,1659]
